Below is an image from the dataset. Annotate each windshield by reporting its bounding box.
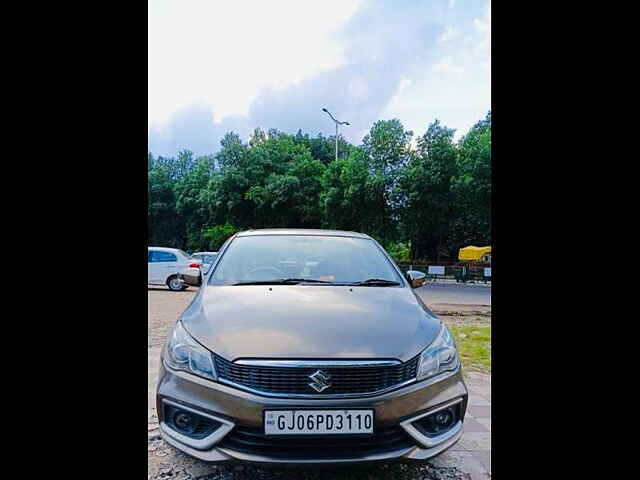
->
[208,235,402,286]
[177,249,192,259]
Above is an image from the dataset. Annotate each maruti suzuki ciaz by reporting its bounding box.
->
[156,229,467,465]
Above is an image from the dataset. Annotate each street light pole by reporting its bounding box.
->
[322,108,350,161]
[335,121,338,161]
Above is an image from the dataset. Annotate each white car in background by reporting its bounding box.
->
[190,251,218,275]
[148,247,202,291]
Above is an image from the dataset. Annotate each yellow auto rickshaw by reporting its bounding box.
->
[457,246,491,282]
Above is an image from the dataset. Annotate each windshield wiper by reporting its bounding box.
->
[232,278,335,286]
[347,278,401,287]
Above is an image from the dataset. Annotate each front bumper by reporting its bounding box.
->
[156,359,468,465]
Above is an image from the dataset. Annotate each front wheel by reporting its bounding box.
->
[167,275,186,291]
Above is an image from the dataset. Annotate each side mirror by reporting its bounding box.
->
[406,270,426,288]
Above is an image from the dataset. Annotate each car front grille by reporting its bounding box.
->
[218,424,415,459]
[214,355,419,397]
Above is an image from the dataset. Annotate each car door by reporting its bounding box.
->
[148,250,160,283]
[156,251,179,283]
[147,250,166,284]
[149,250,179,283]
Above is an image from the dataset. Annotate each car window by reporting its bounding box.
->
[209,235,401,285]
[192,253,216,263]
[150,251,177,262]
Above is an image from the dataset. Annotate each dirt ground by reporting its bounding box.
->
[433,304,491,329]
[148,286,491,480]
[148,286,197,348]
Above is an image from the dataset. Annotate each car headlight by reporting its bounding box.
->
[417,324,459,381]
[165,321,217,381]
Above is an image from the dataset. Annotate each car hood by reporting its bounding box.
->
[181,285,442,363]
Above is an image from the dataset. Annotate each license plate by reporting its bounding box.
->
[264,409,374,435]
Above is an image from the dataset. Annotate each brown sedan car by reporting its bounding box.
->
[156,229,467,465]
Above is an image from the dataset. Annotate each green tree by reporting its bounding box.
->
[398,120,458,261]
[244,133,325,227]
[174,156,213,251]
[148,113,491,262]
[362,119,413,245]
[148,162,181,246]
[249,127,267,147]
[293,130,350,165]
[216,132,245,170]
[320,148,376,233]
[202,224,239,250]
[449,112,492,254]
[209,131,326,229]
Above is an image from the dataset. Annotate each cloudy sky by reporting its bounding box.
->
[148,0,491,157]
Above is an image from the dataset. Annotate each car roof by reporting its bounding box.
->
[235,228,370,239]
[148,246,183,252]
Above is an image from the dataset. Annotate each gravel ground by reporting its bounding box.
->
[148,287,488,480]
[148,286,198,348]
[147,437,473,480]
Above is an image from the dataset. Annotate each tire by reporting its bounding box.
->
[167,275,184,291]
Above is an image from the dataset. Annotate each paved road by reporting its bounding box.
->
[415,283,491,308]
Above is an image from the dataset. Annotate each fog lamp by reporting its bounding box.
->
[414,405,459,436]
[173,410,197,434]
[434,410,453,426]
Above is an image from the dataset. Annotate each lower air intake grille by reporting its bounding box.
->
[218,425,415,459]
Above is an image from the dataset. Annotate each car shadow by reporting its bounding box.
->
[147,286,199,292]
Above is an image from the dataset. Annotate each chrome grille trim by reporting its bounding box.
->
[215,377,417,399]
[234,359,401,367]
[214,354,419,398]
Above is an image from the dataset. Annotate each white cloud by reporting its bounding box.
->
[348,77,369,99]
[148,0,153,131]
[433,57,465,76]
[381,0,491,141]
[439,26,460,44]
[473,0,491,62]
[149,0,362,130]
[149,0,491,155]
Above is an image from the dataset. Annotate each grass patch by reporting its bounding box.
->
[449,325,491,373]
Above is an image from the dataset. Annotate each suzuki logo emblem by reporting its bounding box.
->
[308,370,332,392]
